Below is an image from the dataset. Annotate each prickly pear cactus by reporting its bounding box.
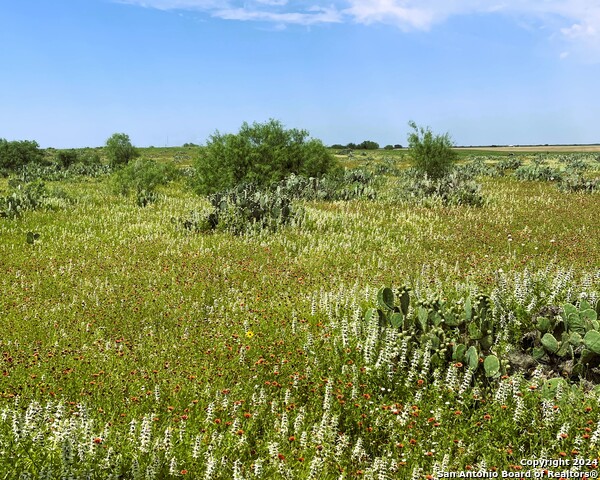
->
[365,287,600,386]
[368,286,505,382]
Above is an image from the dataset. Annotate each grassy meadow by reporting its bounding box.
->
[1,148,600,478]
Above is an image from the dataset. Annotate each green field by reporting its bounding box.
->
[1,149,600,478]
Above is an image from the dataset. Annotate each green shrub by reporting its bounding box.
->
[367,284,600,386]
[458,157,498,177]
[558,174,599,193]
[373,157,401,176]
[105,133,140,168]
[277,169,376,201]
[496,156,522,173]
[112,158,178,206]
[193,119,336,194]
[0,139,44,173]
[178,183,301,235]
[79,149,102,166]
[407,121,457,180]
[335,168,377,200]
[55,150,79,169]
[0,180,50,218]
[13,162,111,182]
[514,159,562,182]
[560,155,590,174]
[400,169,484,206]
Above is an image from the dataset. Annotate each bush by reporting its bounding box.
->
[79,149,102,166]
[278,169,376,201]
[558,174,599,193]
[496,156,522,173]
[514,159,562,182]
[177,183,301,235]
[407,121,457,180]
[373,158,401,176]
[0,139,44,173]
[55,150,79,169]
[560,155,590,174]
[12,162,111,183]
[400,169,484,206]
[105,133,140,168]
[177,167,377,235]
[112,158,179,206]
[0,180,69,218]
[193,119,336,194]
[458,157,498,177]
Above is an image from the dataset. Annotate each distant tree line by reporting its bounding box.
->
[330,141,403,150]
[0,134,129,176]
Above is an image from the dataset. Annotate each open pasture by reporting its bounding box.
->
[1,151,599,478]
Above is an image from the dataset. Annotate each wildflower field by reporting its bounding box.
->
[1,148,600,479]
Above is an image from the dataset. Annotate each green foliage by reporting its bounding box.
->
[558,173,599,193]
[458,157,499,177]
[401,169,484,206]
[104,133,140,168]
[327,169,377,200]
[583,330,600,355]
[26,231,40,245]
[560,154,590,174]
[368,286,505,386]
[483,354,500,378]
[178,168,376,234]
[0,138,44,173]
[55,149,79,168]
[369,282,600,385]
[521,300,600,379]
[373,157,401,176]
[14,162,111,182]
[178,183,301,235]
[193,119,336,194]
[514,158,562,182]
[0,180,50,218]
[496,155,522,173]
[276,169,376,201]
[356,140,380,150]
[112,158,178,206]
[407,121,458,180]
[79,149,102,166]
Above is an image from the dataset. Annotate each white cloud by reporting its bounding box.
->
[116,0,225,10]
[255,0,289,5]
[214,6,342,26]
[115,0,600,58]
[343,1,436,30]
[117,0,343,25]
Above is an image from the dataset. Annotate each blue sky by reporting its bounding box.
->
[1,0,599,148]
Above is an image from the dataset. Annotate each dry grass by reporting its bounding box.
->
[457,144,600,153]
